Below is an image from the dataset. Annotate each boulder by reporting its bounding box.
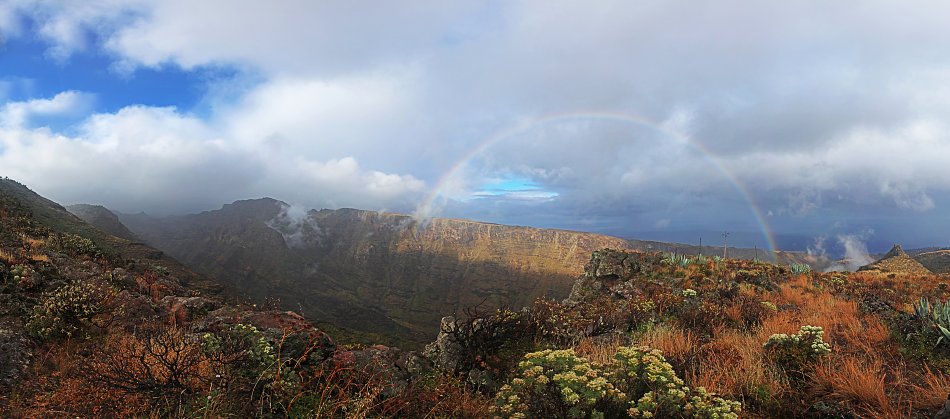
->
[423,316,466,374]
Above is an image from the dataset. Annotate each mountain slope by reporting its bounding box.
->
[0,179,333,416]
[120,199,633,347]
[0,179,220,294]
[914,250,950,274]
[859,244,932,275]
[66,204,139,241]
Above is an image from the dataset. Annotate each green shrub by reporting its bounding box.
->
[491,346,740,418]
[52,233,100,257]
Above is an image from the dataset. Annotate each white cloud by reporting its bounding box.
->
[0,95,424,214]
[0,91,94,127]
[90,0,473,76]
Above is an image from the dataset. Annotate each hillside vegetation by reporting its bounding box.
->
[4,179,950,417]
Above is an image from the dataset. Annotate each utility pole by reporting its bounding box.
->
[722,232,729,259]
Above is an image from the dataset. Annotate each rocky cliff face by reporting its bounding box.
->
[120,199,633,348]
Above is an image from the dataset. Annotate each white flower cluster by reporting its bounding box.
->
[764,325,831,356]
[492,346,740,418]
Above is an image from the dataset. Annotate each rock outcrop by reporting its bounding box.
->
[564,249,661,304]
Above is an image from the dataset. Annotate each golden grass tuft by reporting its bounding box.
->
[574,334,625,365]
[911,366,950,411]
[23,236,45,250]
[812,358,908,418]
[638,324,697,366]
[762,278,897,359]
[0,248,17,264]
[690,327,786,406]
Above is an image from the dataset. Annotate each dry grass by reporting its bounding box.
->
[723,303,744,325]
[0,248,17,264]
[762,278,896,359]
[689,328,786,406]
[638,324,697,367]
[23,236,45,250]
[574,334,625,365]
[848,270,950,305]
[911,366,950,411]
[812,358,908,418]
[29,252,49,262]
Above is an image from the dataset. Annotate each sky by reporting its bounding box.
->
[1,1,950,254]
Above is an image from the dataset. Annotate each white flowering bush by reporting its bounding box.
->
[490,349,622,418]
[491,346,740,418]
[608,346,740,418]
[223,323,278,371]
[27,279,106,339]
[9,263,38,289]
[763,325,831,371]
[682,289,698,298]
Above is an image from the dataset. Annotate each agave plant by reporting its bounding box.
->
[694,254,709,265]
[677,255,693,268]
[661,252,692,268]
[914,297,950,345]
[790,263,812,274]
[661,252,675,266]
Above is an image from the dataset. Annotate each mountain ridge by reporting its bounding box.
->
[118,197,634,347]
[115,196,821,347]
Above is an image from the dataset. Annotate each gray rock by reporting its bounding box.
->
[0,328,31,388]
[423,316,466,373]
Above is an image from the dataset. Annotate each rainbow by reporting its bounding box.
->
[415,110,779,258]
